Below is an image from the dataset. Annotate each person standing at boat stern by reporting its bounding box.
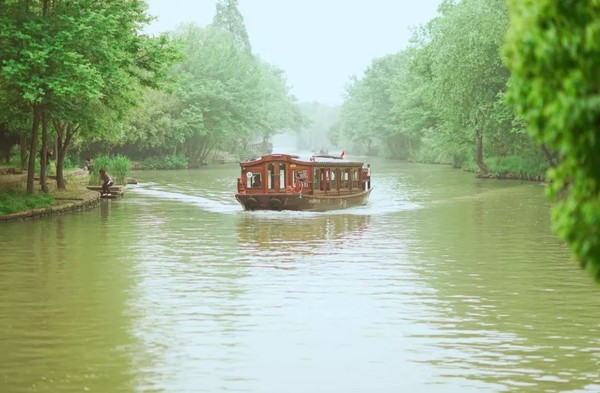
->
[99,168,114,196]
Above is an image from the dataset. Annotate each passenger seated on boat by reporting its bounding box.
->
[252,176,261,188]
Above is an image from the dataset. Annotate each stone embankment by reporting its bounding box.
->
[0,168,102,223]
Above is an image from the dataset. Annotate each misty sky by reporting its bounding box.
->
[144,0,442,106]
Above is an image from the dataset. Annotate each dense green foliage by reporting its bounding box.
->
[142,155,188,170]
[116,2,305,166]
[90,155,130,185]
[336,0,547,177]
[0,0,304,190]
[0,189,54,215]
[0,0,177,192]
[339,50,428,159]
[213,0,252,53]
[504,0,600,282]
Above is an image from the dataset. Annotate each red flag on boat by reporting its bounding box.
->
[340,150,345,159]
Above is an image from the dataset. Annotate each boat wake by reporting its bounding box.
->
[352,187,421,216]
[129,184,240,214]
[128,181,420,217]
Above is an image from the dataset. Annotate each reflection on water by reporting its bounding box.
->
[237,213,371,255]
[0,212,138,393]
[1,163,599,393]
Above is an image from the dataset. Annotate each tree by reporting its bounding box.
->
[168,24,305,165]
[339,75,375,154]
[121,88,182,158]
[338,50,429,159]
[171,25,263,166]
[504,0,600,282]
[420,0,511,172]
[0,0,177,191]
[252,62,307,149]
[213,0,252,53]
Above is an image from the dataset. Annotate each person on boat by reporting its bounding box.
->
[99,168,114,196]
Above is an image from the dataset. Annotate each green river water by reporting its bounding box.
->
[1,158,599,393]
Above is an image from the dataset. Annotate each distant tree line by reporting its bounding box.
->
[333,0,548,179]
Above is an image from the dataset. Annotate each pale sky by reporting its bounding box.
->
[144,0,442,106]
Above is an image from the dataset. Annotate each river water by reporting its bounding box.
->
[1,159,599,393]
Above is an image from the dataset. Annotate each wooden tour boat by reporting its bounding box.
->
[235,153,372,211]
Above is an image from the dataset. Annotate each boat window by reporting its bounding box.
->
[331,169,337,190]
[246,172,262,188]
[313,168,320,189]
[279,163,286,190]
[268,164,275,190]
[294,170,308,187]
[252,173,262,188]
[341,168,350,189]
[320,169,330,191]
[352,168,360,189]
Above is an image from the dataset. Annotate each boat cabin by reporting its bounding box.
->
[237,154,370,196]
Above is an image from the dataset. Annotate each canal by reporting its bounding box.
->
[1,158,599,393]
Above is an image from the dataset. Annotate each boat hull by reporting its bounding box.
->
[235,189,372,212]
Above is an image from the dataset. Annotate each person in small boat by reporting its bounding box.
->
[99,168,114,196]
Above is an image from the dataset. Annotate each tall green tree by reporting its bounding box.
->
[171,25,263,166]
[121,88,182,158]
[167,24,304,165]
[339,75,374,154]
[252,62,307,150]
[420,0,511,172]
[339,50,430,159]
[504,0,600,282]
[213,0,252,53]
[0,0,176,191]
[340,55,400,156]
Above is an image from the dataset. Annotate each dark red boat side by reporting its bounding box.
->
[235,153,372,212]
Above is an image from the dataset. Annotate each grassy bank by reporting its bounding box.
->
[0,189,56,215]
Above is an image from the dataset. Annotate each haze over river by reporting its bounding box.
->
[1,158,599,393]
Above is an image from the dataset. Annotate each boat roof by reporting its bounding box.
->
[240,153,365,166]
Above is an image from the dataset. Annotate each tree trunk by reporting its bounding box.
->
[541,144,557,168]
[40,111,48,193]
[475,130,488,174]
[52,120,76,190]
[57,124,73,190]
[20,135,27,169]
[26,106,41,194]
[56,141,66,189]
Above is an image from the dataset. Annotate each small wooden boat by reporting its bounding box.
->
[235,153,372,211]
[86,185,125,199]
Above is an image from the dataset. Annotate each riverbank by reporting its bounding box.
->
[0,169,101,223]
